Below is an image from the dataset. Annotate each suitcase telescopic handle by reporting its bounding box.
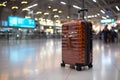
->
[78,8,88,20]
[78,8,88,12]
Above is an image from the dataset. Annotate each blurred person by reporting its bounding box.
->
[98,30,103,40]
[109,27,117,43]
[102,25,110,43]
[118,28,120,42]
[41,30,46,38]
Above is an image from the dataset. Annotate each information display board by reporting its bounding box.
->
[8,16,35,28]
[100,18,115,24]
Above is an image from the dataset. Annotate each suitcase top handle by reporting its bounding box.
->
[78,8,88,20]
[78,8,88,13]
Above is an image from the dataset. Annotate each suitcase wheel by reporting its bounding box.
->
[88,63,93,68]
[70,65,75,69]
[76,66,82,71]
[61,63,65,67]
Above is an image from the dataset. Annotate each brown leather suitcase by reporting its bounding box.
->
[61,20,93,71]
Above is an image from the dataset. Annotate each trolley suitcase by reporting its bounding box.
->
[61,19,93,71]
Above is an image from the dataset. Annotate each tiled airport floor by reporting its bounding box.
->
[0,39,120,80]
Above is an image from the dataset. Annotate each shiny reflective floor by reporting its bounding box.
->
[0,39,120,80]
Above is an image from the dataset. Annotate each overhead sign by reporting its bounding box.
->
[8,16,35,28]
[100,18,115,24]
[105,11,112,15]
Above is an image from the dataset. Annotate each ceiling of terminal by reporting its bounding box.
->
[0,0,120,22]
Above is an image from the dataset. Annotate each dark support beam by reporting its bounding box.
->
[82,0,85,19]
[67,0,71,21]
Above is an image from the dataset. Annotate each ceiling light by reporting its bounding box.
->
[39,18,43,21]
[3,1,7,4]
[102,16,106,19]
[115,6,120,11]
[36,11,42,14]
[44,12,49,15]
[39,18,46,21]
[67,16,70,19]
[94,15,97,17]
[84,17,87,19]
[22,8,29,11]
[0,1,7,7]
[56,20,61,24]
[25,16,31,18]
[48,6,51,9]
[12,6,18,9]
[73,5,81,9]
[93,0,96,2]
[101,10,105,14]
[106,15,109,18]
[88,16,92,18]
[0,3,6,7]
[21,1,28,4]
[27,4,38,9]
[97,13,100,16]
[56,20,61,22]
[54,15,59,18]
[60,1,66,5]
[35,18,38,20]
[91,15,95,18]
[58,10,62,13]
[53,9,58,12]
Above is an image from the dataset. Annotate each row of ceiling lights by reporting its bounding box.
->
[60,0,120,19]
[60,1,81,9]
[1,0,120,12]
[61,1,106,19]
[23,1,107,20]
[60,1,103,19]
[0,1,7,7]
[0,0,76,23]
[22,3,68,19]
[93,0,120,11]
[92,0,120,19]
[1,1,62,19]
[0,1,28,9]
[1,0,119,20]
[0,0,104,19]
